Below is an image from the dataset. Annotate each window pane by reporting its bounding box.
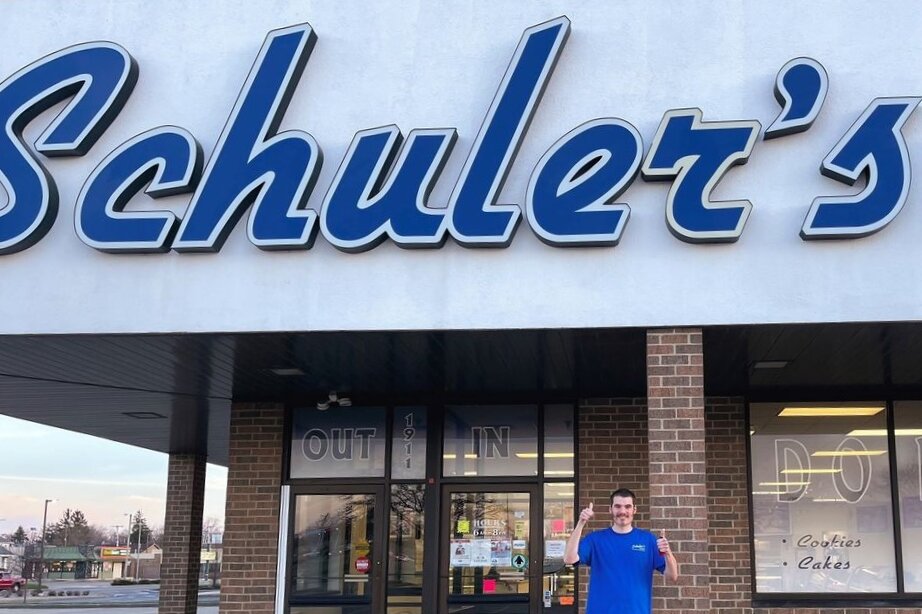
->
[543,482,576,612]
[544,405,575,478]
[388,484,425,603]
[894,401,922,591]
[290,406,387,478]
[392,407,427,480]
[443,406,538,477]
[447,491,530,596]
[749,402,897,593]
[291,494,376,599]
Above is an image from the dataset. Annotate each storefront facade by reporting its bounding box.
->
[2,1,922,613]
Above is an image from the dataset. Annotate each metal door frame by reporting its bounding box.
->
[285,484,388,614]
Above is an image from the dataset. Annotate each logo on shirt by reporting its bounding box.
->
[631,544,646,552]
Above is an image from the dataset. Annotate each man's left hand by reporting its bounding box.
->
[657,533,671,556]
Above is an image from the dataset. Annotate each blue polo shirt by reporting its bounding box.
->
[577,527,666,614]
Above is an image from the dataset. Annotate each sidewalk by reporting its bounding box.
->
[0,609,217,613]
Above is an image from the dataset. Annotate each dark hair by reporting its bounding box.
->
[610,488,637,506]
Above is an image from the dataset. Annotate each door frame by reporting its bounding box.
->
[439,482,543,614]
[286,484,388,614]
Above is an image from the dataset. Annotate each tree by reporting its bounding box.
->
[11,526,26,546]
[46,508,93,547]
[150,526,164,547]
[201,516,223,546]
[128,510,152,552]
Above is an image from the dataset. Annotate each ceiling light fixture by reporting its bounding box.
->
[752,360,790,370]
[847,428,922,437]
[781,468,840,474]
[515,452,575,459]
[122,411,167,420]
[778,406,884,417]
[811,450,886,457]
[270,367,305,376]
[317,390,352,411]
[759,481,810,487]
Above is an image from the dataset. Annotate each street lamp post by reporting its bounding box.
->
[113,525,123,547]
[135,513,142,581]
[124,513,133,580]
[37,499,54,596]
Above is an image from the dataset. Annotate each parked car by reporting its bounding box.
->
[0,571,24,596]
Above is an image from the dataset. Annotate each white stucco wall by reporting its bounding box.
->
[1,0,921,334]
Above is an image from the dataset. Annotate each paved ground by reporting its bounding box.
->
[0,580,219,610]
[0,608,217,613]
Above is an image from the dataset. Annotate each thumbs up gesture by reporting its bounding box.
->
[657,530,671,555]
[578,502,595,525]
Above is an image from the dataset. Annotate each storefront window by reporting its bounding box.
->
[750,402,897,594]
[290,406,387,479]
[544,404,575,478]
[443,405,538,477]
[894,401,922,591]
[543,482,576,611]
[388,484,425,611]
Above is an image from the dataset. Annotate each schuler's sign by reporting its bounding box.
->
[0,18,917,255]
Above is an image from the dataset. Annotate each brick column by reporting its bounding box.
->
[220,403,284,613]
[159,452,207,614]
[646,329,709,613]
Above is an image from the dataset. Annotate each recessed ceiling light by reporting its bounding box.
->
[779,406,884,417]
[122,411,167,420]
[847,429,922,437]
[759,481,810,487]
[781,469,840,474]
[515,452,575,459]
[752,360,789,370]
[812,450,886,457]
[270,367,305,376]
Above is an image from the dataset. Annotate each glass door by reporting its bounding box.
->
[289,486,386,614]
[440,485,541,614]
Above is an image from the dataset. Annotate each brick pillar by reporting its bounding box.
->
[646,328,709,613]
[220,404,284,613]
[159,452,207,614]
[705,398,752,613]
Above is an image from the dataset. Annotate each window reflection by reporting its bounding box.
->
[893,402,922,591]
[388,485,425,606]
[291,494,376,598]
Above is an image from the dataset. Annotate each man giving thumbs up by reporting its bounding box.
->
[563,488,679,614]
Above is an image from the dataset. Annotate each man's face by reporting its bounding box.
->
[610,495,635,528]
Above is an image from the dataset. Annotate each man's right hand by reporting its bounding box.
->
[578,502,594,524]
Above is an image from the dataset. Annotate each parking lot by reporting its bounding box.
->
[0,580,219,611]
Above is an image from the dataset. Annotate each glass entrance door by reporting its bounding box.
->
[289,487,386,614]
[440,485,540,614]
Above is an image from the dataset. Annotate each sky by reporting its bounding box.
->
[0,414,227,540]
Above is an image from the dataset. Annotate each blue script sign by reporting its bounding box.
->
[0,17,918,255]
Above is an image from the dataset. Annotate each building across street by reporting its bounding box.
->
[1,1,922,613]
